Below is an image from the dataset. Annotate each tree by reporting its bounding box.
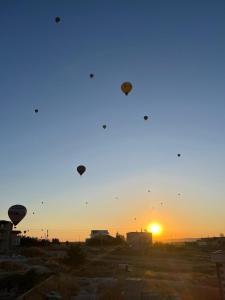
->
[115,233,125,244]
[52,238,60,244]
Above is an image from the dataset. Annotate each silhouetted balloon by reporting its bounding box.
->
[33,212,35,215]
[55,16,61,23]
[177,153,181,157]
[77,165,86,176]
[34,109,38,113]
[144,115,148,121]
[24,230,26,234]
[148,190,151,193]
[121,82,132,95]
[89,73,94,78]
[41,201,44,205]
[8,205,27,226]
[102,125,107,129]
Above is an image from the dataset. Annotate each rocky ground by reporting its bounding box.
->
[0,245,221,300]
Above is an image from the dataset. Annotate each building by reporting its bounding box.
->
[126,231,152,250]
[0,220,21,254]
[197,237,225,248]
[90,230,109,239]
[211,250,225,300]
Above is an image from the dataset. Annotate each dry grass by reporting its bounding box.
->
[19,274,79,300]
[17,246,221,300]
[0,260,27,272]
[98,280,125,300]
[21,247,47,258]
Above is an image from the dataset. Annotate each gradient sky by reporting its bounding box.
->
[0,0,225,241]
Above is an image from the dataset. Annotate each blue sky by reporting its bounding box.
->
[0,0,224,240]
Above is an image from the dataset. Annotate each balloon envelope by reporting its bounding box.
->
[144,115,148,120]
[77,165,86,176]
[55,16,61,23]
[102,125,107,129]
[121,82,132,95]
[8,205,27,226]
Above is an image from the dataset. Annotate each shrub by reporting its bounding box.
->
[63,244,86,267]
[52,238,60,244]
[21,247,47,258]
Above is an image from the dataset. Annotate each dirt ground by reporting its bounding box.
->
[17,245,221,300]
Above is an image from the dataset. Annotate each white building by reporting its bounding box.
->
[126,231,153,250]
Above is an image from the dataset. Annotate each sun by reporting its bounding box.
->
[147,223,162,235]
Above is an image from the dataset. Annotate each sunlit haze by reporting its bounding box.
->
[0,1,225,242]
[147,223,163,236]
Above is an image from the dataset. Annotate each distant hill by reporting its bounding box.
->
[163,238,199,243]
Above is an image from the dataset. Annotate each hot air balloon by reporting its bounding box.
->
[34,109,38,113]
[144,115,148,121]
[77,165,86,176]
[102,124,107,129]
[121,82,132,95]
[147,190,151,193]
[24,230,26,234]
[177,153,181,157]
[89,73,94,78]
[55,16,61,23]
[8,205,27,226]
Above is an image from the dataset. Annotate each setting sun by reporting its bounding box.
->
[147,223,162,235]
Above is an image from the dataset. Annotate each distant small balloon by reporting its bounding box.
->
[102,124,107,129]
[121,82,132,95]
[148,190,151,193]
[77,165,86,176]
[34,109,38,113]
[177,153,181,157]
[144,115,148,121]
[89,73,94,78]
[55,16,61,23]
[33,212,35,215]
[24,230,26,234]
